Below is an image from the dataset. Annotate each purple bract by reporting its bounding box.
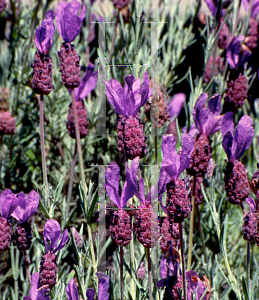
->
[186,270,210,300]
[43,219,68,253]
[23,272,50,300]
[103,71,149,117]
[222,113,254,162]
[34,10,55,54]
[105,157,139,208]
[0,189,20,219]
[56,0,86,43]
[242,0,259,18]
[167,93,185,120]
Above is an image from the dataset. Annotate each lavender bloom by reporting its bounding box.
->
[23,272,50,300]
[242,0,259,18]
[242,197,258,241]
[226,35,252,70]
[159,134,194,223]
[86,289,95,300]
[96,272,109,300]
[56,0,86,43]
[106,157,139,246]
[103,72,149,118]
[137,262,146,280]
[39,220,68,291]
[222,113,254,204]
[34,10,55,55]
[66,278,79,300]
[187,93,223,176]
[11,190,39,251]
[0,190,20,252]
[186,270,210,300]
[204,0,224,17]
[167,93,185,120]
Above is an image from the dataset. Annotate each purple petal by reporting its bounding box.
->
[160,254,167,278]
[22,190,39,222]
[140,71,150,108]
[167,93,185,119]
[66,278,79,300]
[226,35,244,69]
[234,115,254,160]
[157,278,166,288]
[23,297,32,300]
[56,1,68,39]
[251,0,259,17]
[35,11,55,54]
[204,0,217,16]
[86,289,95,300]
[161,134,177,164]
[146,184,158,204]
[0,189,15,218]
[205,114,224,137]
[186,270,207,300]
[54,228,69,253]
[242,0,249,11]
[158,167,171,200]
[196,109,210,135]
[43,219,61,252]
[193,93,208,133]
[30,272,40,300]
[135,178,145,204]
[10,192,27,221]
[177,134,194,176]
[96,272,109,300]
[124,75,141,117]
[103,79,125,115]
[221,111,234,137]
[246,197,256,212]
[222,131,234,161]
[208,94,221,116]
[105,162,121,207]
[76,63,98,100]
[121,157,139,207]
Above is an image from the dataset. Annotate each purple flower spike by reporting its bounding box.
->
[222,115,254,162]
[167,93,185,120]
[103,71,150,117]
[74,63,98,101]
[56,0,86,43]
[43,219,69,253]
[105,157,139,208]
[66,278,79,300]
[23,272,50,300]
[242,0,259,18]
[35,10,55,54]
[96,272,109,300]
[86,289,95,300]
[11,190,39,222]
[226,35,252,69]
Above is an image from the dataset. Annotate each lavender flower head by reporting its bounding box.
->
[56,0,86,43]
[39,220,68,291]
[187,93,223,176]
[159,134,194,223]
[222,113,254,204]
[34,10,55,55]
[242,197,258,241]
[0,190,20,252]
[106,157,139,246]
[67,63,98,138]
[11,190,39,251]
[85,272,110,300]
[23,272,50,300]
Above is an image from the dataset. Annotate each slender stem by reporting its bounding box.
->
[71,89,87,191]
[154,126,158,165]
[67,142,77,218]
[120,246,124,300]
[196,205,208,265]
[187,175,196,270]
[39,94,48,195]
[179,223,187,300]
[247,241,250,298]
[147,247,152,300]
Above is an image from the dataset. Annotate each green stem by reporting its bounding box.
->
[196,204,208,265]
[179,222,187,300]
[187,175,196,270]
[247,241,250,298]
[39,94,48,195]
[67,142,77,219]
[107,11,119,65]
[147,247,152,300]
[120,246,124,300]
